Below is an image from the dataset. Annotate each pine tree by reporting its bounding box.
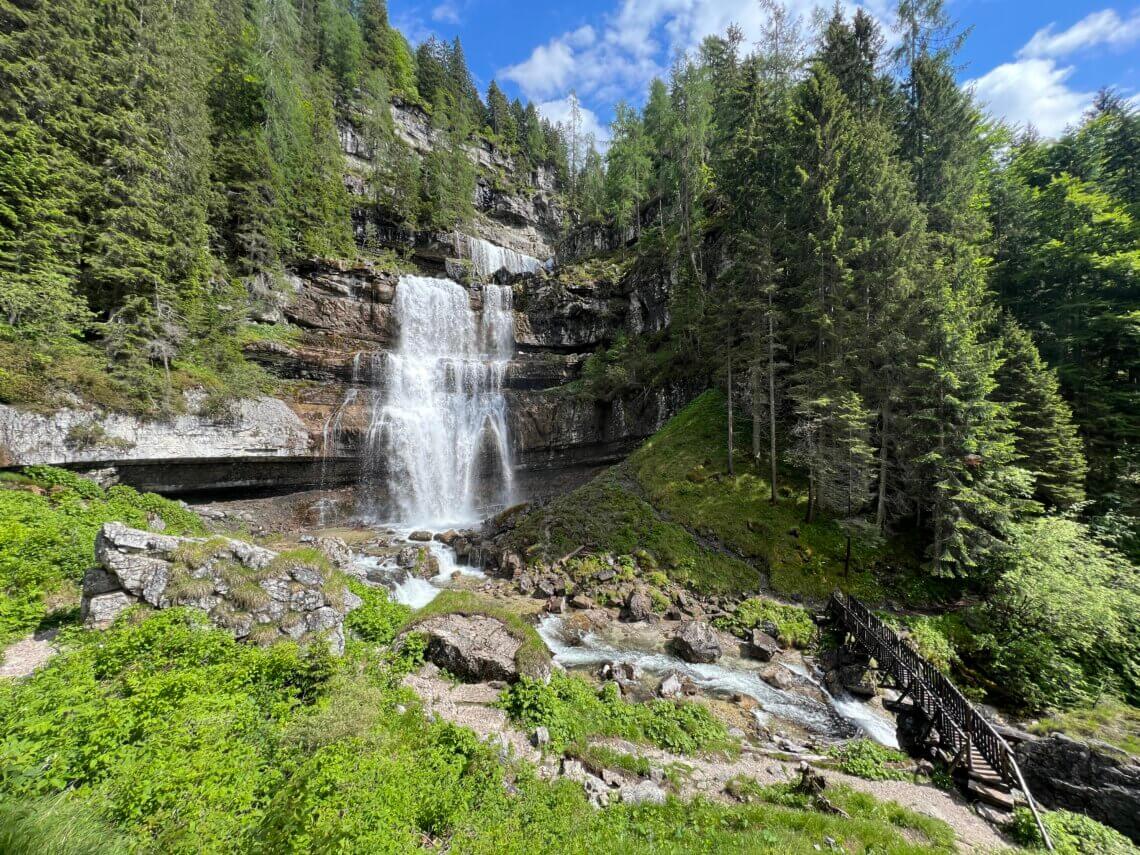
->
[994,318,1087,509]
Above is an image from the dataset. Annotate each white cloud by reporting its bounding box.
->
[537,95,611,148]
[967,58,1095,137]
[431,3,461,25]
[499,0,893,109]
[1018,8,1140,59]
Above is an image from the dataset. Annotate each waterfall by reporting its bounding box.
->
[361,275,515,527]
[467,236,543,279]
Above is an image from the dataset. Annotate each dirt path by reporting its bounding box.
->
[0,630,58,678]
[402,666,1012,853]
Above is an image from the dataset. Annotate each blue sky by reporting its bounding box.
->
[389,1,1140,143]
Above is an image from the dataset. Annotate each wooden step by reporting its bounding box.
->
[966,778,1016,809]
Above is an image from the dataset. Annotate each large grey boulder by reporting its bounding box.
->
[1012,733,1140,843]
[748,629,780,662]
[414,613,522,683]
[671,621,722,664]
[82,522,360,654]
[625,589,653,622]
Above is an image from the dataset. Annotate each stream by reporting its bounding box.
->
[353,532,899,749]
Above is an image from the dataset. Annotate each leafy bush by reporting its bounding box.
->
[344,578,410,644]
[826,739,912,781]
[1009,807,1138,854]
[971,517,1140,711]
[714,597,816,648]
[0,467,204,644]
[498,672,732,755]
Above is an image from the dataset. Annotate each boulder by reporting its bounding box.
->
[748,629,780,662]
[312,536,353,568]
[408,530,432,542]
[569,594,594,610]
[83,522,358,654]
[545,596,566,614]
[625,589,653,622]
[620,781,668,805]
[657,672,698,699]
[671,621,722,664]
[415,613,522,683]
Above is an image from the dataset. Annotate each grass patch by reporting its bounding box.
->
[505,469,758,596]
[1010,807,1138,854]
[401,590,552,679]
[628,391,904,602]
[1030,698,1140,757]
[714,597,817,648]
[0,467,204,646]
[567,742,653,777]
[825,740,913,781]
[728,778,956,851]
[498,671,736,756]
[0,607,959,853]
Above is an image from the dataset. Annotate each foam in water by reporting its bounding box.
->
[361,276,515,528]
[467,236,543,279]
[537,615,899,746]
[353,538,486,608]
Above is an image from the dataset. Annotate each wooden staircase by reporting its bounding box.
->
[827,591,1053,849]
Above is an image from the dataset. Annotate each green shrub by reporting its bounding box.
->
[345,579,410,644]
[497,672,733,756]
[0,794,128,855]
[826,739,912,781]
[715,597,816,648]
[0,468,204,644]
[1009,807,1138,854]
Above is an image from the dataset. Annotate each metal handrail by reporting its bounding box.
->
[828,592,1053,851]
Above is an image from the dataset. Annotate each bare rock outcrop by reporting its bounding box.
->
[671,620,722,664]
[414,613,523,683]
[82,523,360,654]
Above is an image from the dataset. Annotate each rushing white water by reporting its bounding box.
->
[353,537,486,608]
[467,236,543,279]
[362,276,515,528]
[537,615,899,746]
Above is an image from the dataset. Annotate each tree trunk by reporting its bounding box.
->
[876,399,890,532]
[726,352,735,477]
[751,363,762,466]
[768,292,778,505]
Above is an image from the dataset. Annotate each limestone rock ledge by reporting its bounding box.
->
[0,395,311,466]
[82,522,360,654]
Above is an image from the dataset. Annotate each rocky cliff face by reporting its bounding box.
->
[341,102,564,263]
[0,109,685,507]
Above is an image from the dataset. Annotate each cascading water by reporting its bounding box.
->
[360,275,515,528]
[467,236,544,279]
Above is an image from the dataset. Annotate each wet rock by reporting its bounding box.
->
[625,589,653,622]
[408,530,432,542]
[560,609,610,645]
[415,613,522,683]
[545,596,566,614]
[759,664,797,691]
[536,577,557,598]
[434,529,460,545]
[569,594,594,609]
[748,629,780,662]
[671,621,722,664]
[657,672,698,699]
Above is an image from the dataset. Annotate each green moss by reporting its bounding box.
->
[628,391,899,601]
[0,468,204,644]
[715,597,817,648]
[401,590,552,679]
[1030,699,1140,758]
[566,743,652,777]
[505,470,757,596]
